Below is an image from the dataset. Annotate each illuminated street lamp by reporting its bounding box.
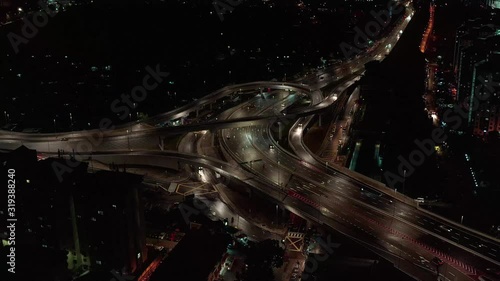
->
[275,204,279,224]
[277,161,281,186]
[126,130,131,151]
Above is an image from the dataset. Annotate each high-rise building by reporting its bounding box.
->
[469,54,500,136]
[0,146,147,278]
[453,13,500,137]
[454,19,499,101]
[76,170,148,276]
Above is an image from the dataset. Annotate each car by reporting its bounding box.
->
[479,275,500,281]
[298,123,302,127]
[486,268,500,276]
[415,197,425,203]
[269,145,274,149]
[60,137,69,141]
[432,257,444,265]
[439,225,452,232]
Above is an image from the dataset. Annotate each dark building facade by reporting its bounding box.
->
[0,146,147,280]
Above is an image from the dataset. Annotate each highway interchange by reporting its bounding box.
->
[1,2,499,281]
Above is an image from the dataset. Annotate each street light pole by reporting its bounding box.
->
[278,161,281,187]
[318,195,322,223]
[403,169,407,195]
[53,118,56,133]
[276,204,279,224]
[126,129,130,151]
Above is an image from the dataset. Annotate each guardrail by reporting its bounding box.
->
[0,81,312,138]
[294,87,500,244]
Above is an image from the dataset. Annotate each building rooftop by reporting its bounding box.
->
[150,225,231,281]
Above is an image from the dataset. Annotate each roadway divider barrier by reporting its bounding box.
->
[293,87,500,245]
[416,205,500,244]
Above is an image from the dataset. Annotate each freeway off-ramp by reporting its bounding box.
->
[1,2,497,280]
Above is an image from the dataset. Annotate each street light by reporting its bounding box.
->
[277,161,281,187]
[126,129,130,151]
[276,204,279,224]
[403,169,407,195]
[53,118,56,133]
